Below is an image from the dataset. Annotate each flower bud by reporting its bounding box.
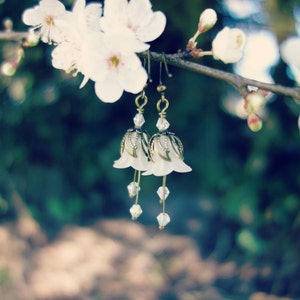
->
[198,8,217,33]
[247,113,263,132]
[3,18,13,31]
[1,61,18,76]
[245,92,266,114]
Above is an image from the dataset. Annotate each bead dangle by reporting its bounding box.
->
[143,84,192,229]
[113,90,150,220]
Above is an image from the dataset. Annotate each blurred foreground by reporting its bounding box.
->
[0,217,297,300]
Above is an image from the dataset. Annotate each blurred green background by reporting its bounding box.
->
[0,0,300,299]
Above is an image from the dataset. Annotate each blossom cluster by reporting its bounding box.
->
[22,0,166,103]
[187,8,246,64]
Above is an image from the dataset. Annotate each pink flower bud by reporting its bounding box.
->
[3,18,13,31]
[198,9,217,33]
[1,61,18,76]
[247,113,263,132]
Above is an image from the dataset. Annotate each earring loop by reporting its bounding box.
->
[156,95,169,117]
[135,90,148,114]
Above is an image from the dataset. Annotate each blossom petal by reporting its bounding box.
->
[212,27,246,63]
[103,27,149,53]
[280,37,300,69]
[94,76,123,103]
[72,0,85,15]
[127,0,152,26]
[22,8,43,26]
[101,0,127,28]
[119,66,148,94]
[136,11,167,42]
[81,32,107,82]
[85,3,102,30]
[121,52,142,70]
[51,43,78,71]
[40,0,66,13]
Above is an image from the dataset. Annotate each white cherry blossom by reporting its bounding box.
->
[280,37,300,69]
[212,27,246,63]
[100,0,166,51]
[22,0,68,44]
[90,31,148,102]
[23,0,166,103]
[51,0,103,87]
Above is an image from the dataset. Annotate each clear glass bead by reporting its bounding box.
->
[157,212,171,229]
[156,117,170,131]
[157,186,170,201]
[127,182,140,198]
[133,113,145,128]
[129,204,143,220]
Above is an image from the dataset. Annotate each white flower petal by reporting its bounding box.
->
[102,0,127,26]
[73,0,86,16]
[127,0,152,27]
[101,0,165,47]
[51,43,78,70]
[103,28,149,53]
[280,37,300,69]
[121,52,142,70]
[81,32,107,81]
[119,66,148,94]
[212,27,246,63]
[94,76,124,103]
[40,0,66,13]
[85,3,102,30]
[22,8,43,26]
[136,11,167,42]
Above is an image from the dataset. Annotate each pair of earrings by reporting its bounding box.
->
[113,84,192,229]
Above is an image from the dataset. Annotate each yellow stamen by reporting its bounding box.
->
[109,56,120,68]
[236,34,244,48]
[45,16,54,26]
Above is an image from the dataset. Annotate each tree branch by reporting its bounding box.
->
[1,30,300,101]
[0,31,29,41]
[139,51,300,101]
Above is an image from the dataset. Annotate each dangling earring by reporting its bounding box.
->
[113,89,150,220]
[143,59,192,229]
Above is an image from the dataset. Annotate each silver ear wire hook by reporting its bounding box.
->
[158,52,172,88]
[162,52,172,80]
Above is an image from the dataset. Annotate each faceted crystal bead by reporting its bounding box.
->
[157,186,170,201]
[156,117,170,131]
[129,204,143,220]
[157,212,171,229]
[127,182,140,198]
[133,113,145,128]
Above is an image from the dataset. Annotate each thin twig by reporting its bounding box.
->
[1,30,300,100]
